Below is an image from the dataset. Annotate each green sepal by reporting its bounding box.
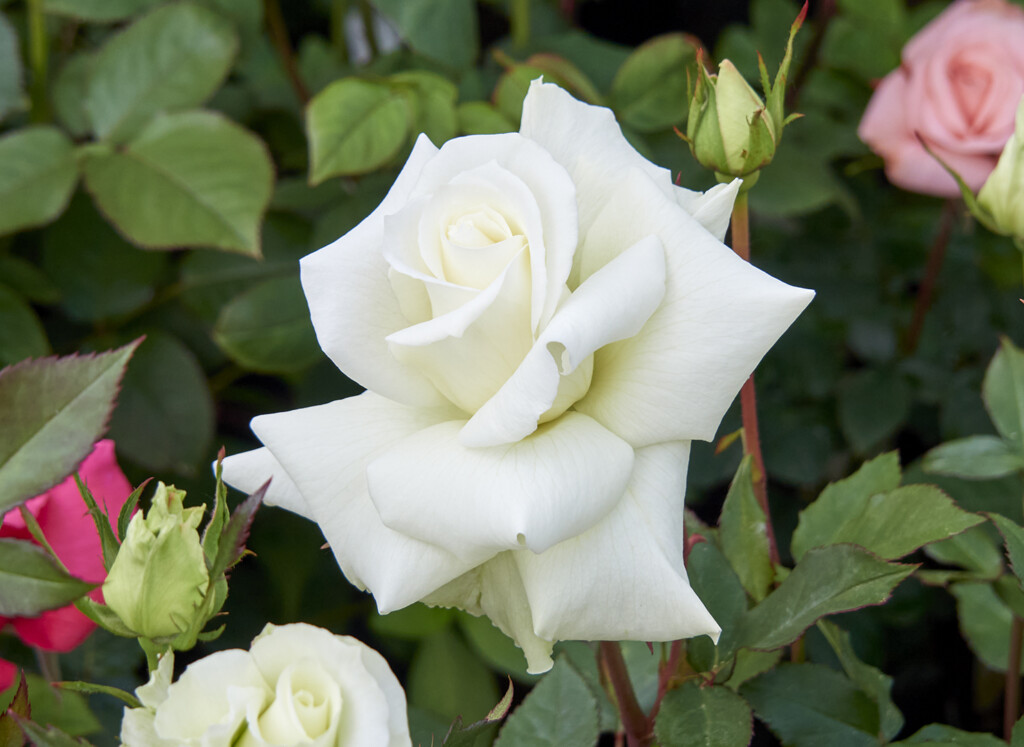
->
[118,478,151,544]
[54,681,140,709]
[74,597,138,638]
[73,475,119,571]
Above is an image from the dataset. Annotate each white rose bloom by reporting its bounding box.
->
[222,80,813,673]
[120,623,411,746]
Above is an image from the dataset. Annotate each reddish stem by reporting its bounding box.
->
[264,0,310,104]
[730,193,780,567]
[904,200,956,355]
[600,641,652,747]
[649,641,683,724]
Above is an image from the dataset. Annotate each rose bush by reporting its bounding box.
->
[222,80,813,673]
[0,439,131,689]
[858,0,1024,197]
[121,623,410,746]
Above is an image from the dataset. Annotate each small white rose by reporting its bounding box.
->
[120,623,410,746]
[222,80,814,673]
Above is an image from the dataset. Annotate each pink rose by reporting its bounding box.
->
[0,440,132,689]
[858,0,1024,197]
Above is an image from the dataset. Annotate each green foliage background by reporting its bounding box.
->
[3,0,1024,744]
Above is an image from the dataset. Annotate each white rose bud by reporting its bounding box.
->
[120,623,411,746]
[978,96,1024,243]
[102,483,209,640]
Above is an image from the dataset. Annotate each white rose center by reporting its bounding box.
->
[252,659,342,744]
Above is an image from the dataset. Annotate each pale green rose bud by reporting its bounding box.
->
[978,97,1024,243]
[686,59,777,179]
[102,483,209,640]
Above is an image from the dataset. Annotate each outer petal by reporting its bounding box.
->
[422,552,554,675]
[300,134,446,407]
[673,179,742,243]
[154,649,270,743]
[367,412,634,559]
[226,393,479,613]
[459,235,666,447]
[519,79,675,234]
[353,636,414,747]
[221,447,308,518]
[514,442,720,643]
[574,169,814,445]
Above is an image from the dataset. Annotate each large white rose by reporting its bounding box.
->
[120,623,411,746]
[222,80,813,673]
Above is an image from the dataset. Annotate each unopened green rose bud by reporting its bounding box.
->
[978,96,1024,244]
[687,59,777,179]
[102,483,209,640]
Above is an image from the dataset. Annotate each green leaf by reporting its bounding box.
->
[213,276,322,373]
[14,675,100,738]
[42,195,167,323]
[107,332,213,474]
[923,435,1024,480]
[0,340,139,513]
[391,70,458,146]
[0,255,61,305]
[610,33,696,133]
[686,540,748,670]
[457,101,515,135]
[371,0,478,69]
[0,673,28,747]
[0,539,95,617]
[82,110,273,256]
[992,513,1024,592]
[494,657,598,747]
[817,619,903,740]
[494,65,546,124]
[408,629,500,727]
[0,12,24,122]
[736,545,916,652]
[984,338,1024,452]
[0,286,50,367]
[306,78,411,183]
[13,717,94,747]
[654,681,752,747]
[43,0,162,22]
[791,479,982,562]
[895,723,1007,746]
[949,582,1024,673]
[838,368,911,452]
[722,648,782,691]
[458,612,531,681]
[1013,716,1024,747]
[719,456,772,602]
[0,127,78,237]
[51,54,93,138]
[923,524,1004,579]
[741,663,881,747]
[369,603,455,640]
[84,1,239,143]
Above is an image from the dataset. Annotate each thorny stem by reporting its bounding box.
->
[730,192,781,567]
[600,641,652,747]
[1007,616,1023,741]
[904,200,956,355]
[27,0,49,122]
[264,0,310,104]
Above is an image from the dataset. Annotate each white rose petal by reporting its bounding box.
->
[223,80,813,672]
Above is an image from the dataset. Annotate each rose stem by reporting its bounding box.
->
[648,640,682,724]
[330,0,350,64]
[511,0,531,49]
[356,0,381,61]
[33,648,60,683]
[903,200,956,355]
[27,0,49,123]
[1006,615,1023,741]
[730,191,781,567]
[263,0,310,104]
[599,641,652,747]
